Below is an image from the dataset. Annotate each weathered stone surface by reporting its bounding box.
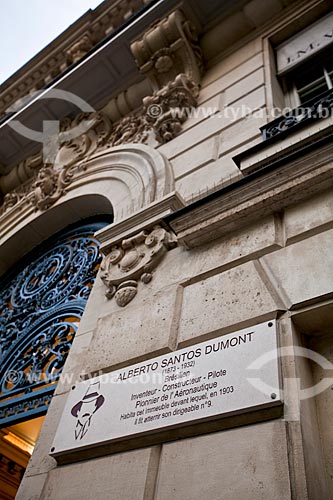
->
[40,447,158,500]
[15,472,48,500]
[75,267,119,337]
[202,37,262,85]
[261,230,333,309]
[175,155,240,202]
[309,333,333,498]
[218,113,264,157]
[155,422,291,500]
[170,149,333,248]
[278,318,329,499]
[200,52,263,102]
[24,393,68,477]
[171,137,218,179]
[157,215,282,285]
[178,260,282,345]
[284,188,333,244]
[54,330,93,396]
[85,285,180,373]
[224,67,264,105]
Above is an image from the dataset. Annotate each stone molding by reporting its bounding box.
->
[166,143,333,248]
[100,225,177,307]
[234,116,333,175]
[96,191,185,253]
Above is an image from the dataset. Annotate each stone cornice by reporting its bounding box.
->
[233,115,333,175]
[165,138,333,248]
[0,0,151,120]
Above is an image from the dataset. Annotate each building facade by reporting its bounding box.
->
[0,0,333,498]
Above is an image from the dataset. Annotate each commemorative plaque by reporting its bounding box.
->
[50,321,282,459]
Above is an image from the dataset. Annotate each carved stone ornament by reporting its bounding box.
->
[143,74,199,143]
[1,192,20,212]
[66,34,93,64]
[29,112,112,211]
[0,8,204,214]
[0,83,194,213]
[131,9,203,91]
[30,165,73,211]
[106,74,199,146]
[100,226,177,306]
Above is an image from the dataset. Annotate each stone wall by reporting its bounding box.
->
[16,183,333,499]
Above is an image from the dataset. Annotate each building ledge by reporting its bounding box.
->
[165,132,333,248]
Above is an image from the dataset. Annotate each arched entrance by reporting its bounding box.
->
[0,217,111,499]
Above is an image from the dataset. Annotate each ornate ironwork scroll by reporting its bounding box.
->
[0,221,107,426]
[261,88,333,141]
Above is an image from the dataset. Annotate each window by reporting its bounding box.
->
[275,12,333,107]
[283,47,333,107]
[261,13,333,141]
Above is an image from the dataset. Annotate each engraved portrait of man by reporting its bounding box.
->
[70,381,105,440]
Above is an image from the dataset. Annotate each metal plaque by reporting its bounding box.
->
[50,320,281,457]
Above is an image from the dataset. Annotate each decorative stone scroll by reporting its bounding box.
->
[131,9,203,90]
[100,226,177,306]
[1,192,20,212]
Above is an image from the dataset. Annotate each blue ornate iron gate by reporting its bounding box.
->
[0,220,107,426]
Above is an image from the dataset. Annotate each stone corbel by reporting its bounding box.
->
[131,9,203,91]
[130,9,203,144]
[98,191,185,307]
